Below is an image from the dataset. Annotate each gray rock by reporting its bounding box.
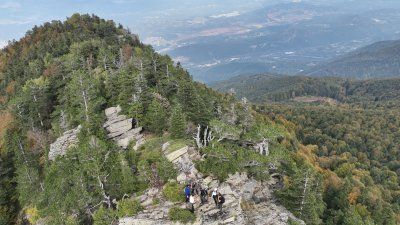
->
[49,125,81,160]
[162,142,170,152]
[105,105,121,118]
[104,106,145,149]
[166,146,188,162]
[119,151,305,225]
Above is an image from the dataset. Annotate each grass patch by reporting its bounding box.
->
[163,181,185,203]
[168,207,196,224]
[168,139,191,153]
[141,135,166,152]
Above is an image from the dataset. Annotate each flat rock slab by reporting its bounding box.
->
[223,217,235,224]
[166,146,188,162]
[106,118,132,134]
[105,105,121,117]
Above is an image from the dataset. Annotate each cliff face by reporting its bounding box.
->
[119,144,304,225]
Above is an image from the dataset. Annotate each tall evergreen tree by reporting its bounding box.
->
[143,99,167,135]
[169,104,187,139]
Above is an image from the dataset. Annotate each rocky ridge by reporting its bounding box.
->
[119,143,305,225]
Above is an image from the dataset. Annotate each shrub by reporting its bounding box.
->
[116,199,143,217]
[168,207,196,224]
[163,181,185,203]
[152,197,160,205]
[92,206,116,225]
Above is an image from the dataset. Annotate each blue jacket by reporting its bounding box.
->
[184,186,191,196]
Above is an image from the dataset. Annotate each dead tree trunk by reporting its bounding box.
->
[299,171,309,218]
[79,73,89,122]
[194,124,203,149]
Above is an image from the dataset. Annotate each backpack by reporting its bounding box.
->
[219,195,225,204]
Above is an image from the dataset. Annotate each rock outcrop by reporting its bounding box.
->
[119,142,305,225]
[48,125,81,160]
[103,106,145,149]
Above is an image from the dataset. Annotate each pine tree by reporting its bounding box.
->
[62,70,106,127]
[169,104,187,139]
[143,99,167,135]
[277,166,325,225]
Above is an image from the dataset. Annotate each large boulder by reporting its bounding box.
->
[49,125,81,160]
[103,106,145,149]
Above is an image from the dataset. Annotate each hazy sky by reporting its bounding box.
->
[0,0,277,48]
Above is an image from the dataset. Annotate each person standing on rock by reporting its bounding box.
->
[217,192,225,213]
[184,184,191,203]
[212,188,218,207]
[189,193,196,213]
[200,187,208,205]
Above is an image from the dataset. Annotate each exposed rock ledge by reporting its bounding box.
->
[119,142,305,225]
[104,106,145,149]
[48,125,81,160]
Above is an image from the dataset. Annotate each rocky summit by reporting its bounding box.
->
[119,143,305,225]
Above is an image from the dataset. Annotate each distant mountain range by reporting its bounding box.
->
[302,39,400,78]
[143,1,400,82]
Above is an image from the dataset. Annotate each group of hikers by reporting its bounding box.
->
[183,182,225,213]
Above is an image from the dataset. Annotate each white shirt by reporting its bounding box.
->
[189,195,195,204]
[212,191,217,197]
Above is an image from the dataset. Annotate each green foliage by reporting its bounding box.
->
[116,198,143,217]
[152,197,160,205]
[143,99,168,135]
[169,104,187,139]
[137,147,177,187]
[168,139,191,153]
[177,80,212,125]
[260,102,400,224]
[0,142,18,224]
[163,181,185,203]
[0,13,230,224]
[197,142,291,182]
[168,207,196,224]
[276,165,325,225]
[92,206,116,225]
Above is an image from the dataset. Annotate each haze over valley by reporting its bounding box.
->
[138,0,400,82]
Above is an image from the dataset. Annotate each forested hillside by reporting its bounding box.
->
[212,74,400,224]
[211,74,400,107]
[259,104,400,224]
[0,14,325,225]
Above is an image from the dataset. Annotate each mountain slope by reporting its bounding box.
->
[210,74,400,106]
[0,14,317,225]
[212,74,400,224]
[304,39,400,78]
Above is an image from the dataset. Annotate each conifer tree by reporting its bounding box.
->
[169,104,187,139]
[143,99,167,135]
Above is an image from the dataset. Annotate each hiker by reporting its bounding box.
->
[132,118,137,128]
[200,187,208,205]
[191,182,199,195]
[184,184,191,202]
[217,193,225,212]
[211,188,218,207]
[189,193,196,213]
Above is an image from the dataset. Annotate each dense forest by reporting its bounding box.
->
[258,103,400,224]
[211,74,400,108]
[213,74,400,224]
[0,14,330,225]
